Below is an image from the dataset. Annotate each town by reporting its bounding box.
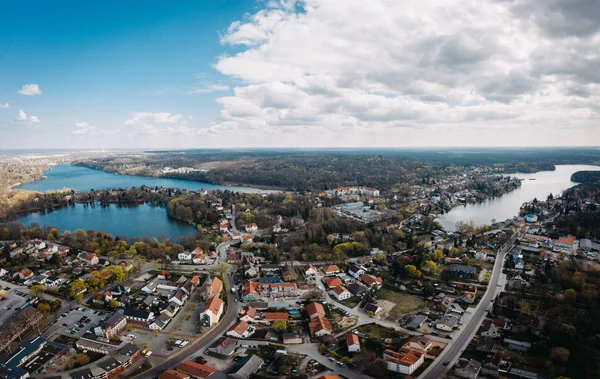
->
[0,171,598,379]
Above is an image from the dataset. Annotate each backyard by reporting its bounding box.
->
[376,288,426,317]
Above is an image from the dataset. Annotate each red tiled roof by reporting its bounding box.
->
[159,370,189,379]
[384,347,423,367]
[322,265,340,273]
[201,296,223,315]
[347,334,359,346]
[306,302,326,318]
[309,316,332,336]
[176,362,216,379]
[323,277,343,288]
[265,312,289,320]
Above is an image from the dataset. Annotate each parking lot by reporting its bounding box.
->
[0,279,28,325]
[45,307,109,342]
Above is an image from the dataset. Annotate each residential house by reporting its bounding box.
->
[169,289,188,307]
[476,337,500,354]
[79,252,99,266]
[142,278,159,294]
[332,286,352,301]
[435,314,459,332]
[364,303,382,315]
[347,282,369,297]
[322,265,340,275]
[406,315,428,330]
[347,265,365,278]
[383,347,424,375]
[265,313,289,322]
[160,302,180,318]
[283,332,303,344]
[19,269,33,280]
[178,252,193,261]
[448,264,476,279]
[150,313,172,331]
[176,361,217,379]
[200,276,223,301]
[555,235,575,250]
[122,308,154,324]
[226,321,254,338]
[515,259,525,270]
[111,284,131,297]
[302,265,317,278]
[503,338,531,352]
[227,253,242,265]
[309,316,333,337]
[220,222,229,233]
[200,296,224,327]
[479,320,500,338]
[474,251,487,260]
[360,274,383,289]
[239,307,256,323]
[159,370,190,379]
[306,302,326,319]
[455,359,482,379]
[207,337,238,358]
[259,264,280,273]
[245,223,258,233]
[347,334,360,352]
[407,335,432,352]
[229,355,264,379]
[323,277,343,289]
[95,313,127,339]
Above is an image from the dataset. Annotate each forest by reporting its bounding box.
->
[551,179,600,239]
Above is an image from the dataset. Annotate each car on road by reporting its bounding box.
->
[62,323,68,326]
[328,357,335,362]
[443,361,450,366]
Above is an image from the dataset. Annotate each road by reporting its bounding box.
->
[419,230,522,379]
[133,240,240,379]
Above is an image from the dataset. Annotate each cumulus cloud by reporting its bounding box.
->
[206,0,600,145]
[15,109,40,124]
[125,112,182,126]
[124,112,194,136]
[0,103,9,109]
[73,122,119,136]
[189,84,230,94]
[17,84,42,96]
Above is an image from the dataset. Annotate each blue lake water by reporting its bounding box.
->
[15,164,271,239]
[18,203,197,240]
[16,164,269,193]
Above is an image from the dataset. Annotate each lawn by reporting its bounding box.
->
[337,297,361,309]
[377,288,426,316]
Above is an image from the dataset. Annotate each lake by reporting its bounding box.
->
[16,164,270,193]
[438,164,600,231]
[18,203,197,240]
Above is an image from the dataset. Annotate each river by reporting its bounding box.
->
[15,164,270,193]
[438,164,600,231]
[18,203,197,240]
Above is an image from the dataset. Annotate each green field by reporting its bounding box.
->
[377,288,426,316]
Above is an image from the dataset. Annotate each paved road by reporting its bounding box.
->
[133,240,240,379]
[286,342,372,379]
[419,231,522,379]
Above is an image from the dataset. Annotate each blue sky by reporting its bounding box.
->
[1,0,599,148]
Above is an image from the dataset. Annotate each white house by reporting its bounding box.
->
[34,240,46,250]
[455,359,482,379]
[200,296,224,327]
[169,289,188,307]
[347,334,360,352]
[348,265,365,278]
[245,223,258,233]
[226,321,254,338]
[178,252,192,261]
[302,265,318,278]
[141,278,159,294]
[332,286,352,301]
[383,348,424,375]
[0,268,7,277]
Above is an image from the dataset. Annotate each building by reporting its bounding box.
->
[448,264,476,279]
[239,307,256,323]
[455,359,482,379]
[407,335,432,352]
[282,332,303,344]
[176,361,217,379]
[478,319,501,338]
[228,355,264,379]
[226,321,254,339]
[245,223,258,233]
[95,313,127,339]
[302,265,317,278]
[306,302,326,319]
[347,334,360,352]
[360,274,383,289]
[178,252,192,261]
[159,370,190,379]
[200,296,224,327]
[435,314,459,332]
[332,286,352,301]
[503,338,531,352]
[207,338,238,358]
[150,313,172,331]
[347,265,365,278]
[265,312,289,322]
[122,308,154,324]
[323,277,343,289]
[200,275,223,301]
[141,278,159,294]
[364,303,382,315]
[347,282,369,297]
[309,316,333,337]
[322,265,340,275]
[383,347,424,375]
[406,315,428,330]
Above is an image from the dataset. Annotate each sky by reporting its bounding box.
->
[0,0,599,149]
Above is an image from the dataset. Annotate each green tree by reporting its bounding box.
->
[272,320,288,332]
[420,260,437,274]
[132,255,146,271]
[125,324,133,331]
[74,353,90,366]
[37,303,51,313]
[210,262,232,279]
[29,284,45,298]
[105,265,125,282]
[183,312,192,321]
[85,275,105,291]
[563,289,576,303]
[108,299,119,309]
[68,280,87,301]
[404,264,421,278]
[340,357,351,365]
[152,329,159,336]
[551,347,570,365]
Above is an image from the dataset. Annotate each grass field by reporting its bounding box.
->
[377,288,426,316]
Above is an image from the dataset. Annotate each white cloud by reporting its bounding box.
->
[73,122,118,136]
[124,112,196,136]
[15,109,40,124]
[17,84,42,96]
[188,84,230,94]
[0,103,9,109]
[206,0,600,146]
[124,112,182,126]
